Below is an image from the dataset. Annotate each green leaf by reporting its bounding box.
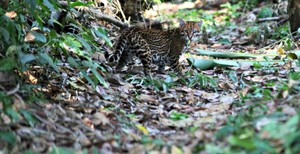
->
[215,125,235,139]
[20,109,38,126]
[31,31,47,43]
[187,58,213,70]
[43,0,55,11]
[0,27,10,43]
[24,0,37,12]
[67,57,80,68]
[287,50,300,60]
[245,26,259,35]
[218,38,231,45]
[196,49,258,59]
[5,107,20,121]
[76,36,92,51]
[94,28,113,47]
[258,7,273,18]
[80,70,95,87]
[20,54,36,64]
[60,35,84,56]
[38,53,59,72]
[49,145,77,154]
[228,71,238,82]
[228,135,255,150]
[170,111,189,121]
[0,57,16,71]
[7,45,22,56]
[213,60,239,67]
[91,68,109,88]
[69,2,92,7]
[153,0,162,4]
[0,131,16,145]
[188,58,239,70]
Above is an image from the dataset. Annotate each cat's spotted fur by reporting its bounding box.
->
[108,20,202,75]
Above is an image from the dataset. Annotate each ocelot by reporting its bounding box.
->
[107,20,202,76]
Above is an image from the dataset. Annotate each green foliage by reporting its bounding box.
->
[210,67,300,152]
[187,72,217,89]
[220,2,243,19]
[0,92,20,122]
[0,131,16,145]
[0,0,111,130]
[49,146,79,154]
[258,7,273,18]
[272,24,290,39]
[213,110,300,153]
[141,136,165,145]
[142,75,177,92]
[0,0,110,87]
[231,0,261,10]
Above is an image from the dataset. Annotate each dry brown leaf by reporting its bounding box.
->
[5,11,17,18]
[220,95,235,104]
[82,117,94,129]
[201,92,219,101]
[282,105,297,116]
[24,32,36,43]
[128,144,146,154]
[92,112,110,126]
[159,118,194,128]
[106,74,126,86]
[139,94,156,102]
[194,116,217,125]
[251,76,264,82]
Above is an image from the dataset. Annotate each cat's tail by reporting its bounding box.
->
[105,37,127,63]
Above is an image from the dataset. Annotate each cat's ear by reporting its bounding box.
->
[179,19,186,26]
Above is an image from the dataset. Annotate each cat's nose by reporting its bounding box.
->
[193,30,199,33]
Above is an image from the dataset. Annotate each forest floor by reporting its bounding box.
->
[1,1,300,153]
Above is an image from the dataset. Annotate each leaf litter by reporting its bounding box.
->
[1,0,300,153]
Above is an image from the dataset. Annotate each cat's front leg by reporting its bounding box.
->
[170,56,184,75]
[157,58,166,74]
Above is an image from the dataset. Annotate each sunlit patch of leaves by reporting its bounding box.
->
[220,2,243,19]
[170,111,189,121]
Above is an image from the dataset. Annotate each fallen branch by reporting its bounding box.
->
[58,1,128,28]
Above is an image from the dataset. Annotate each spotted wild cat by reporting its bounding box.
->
[107,19,202,76]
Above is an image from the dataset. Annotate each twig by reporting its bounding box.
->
[241,0,249,23]
[113,0,128,24]
[257,16,287,23]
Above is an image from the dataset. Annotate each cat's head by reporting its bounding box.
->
[179,19,203,41]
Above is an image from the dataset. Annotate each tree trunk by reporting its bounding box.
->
[118,0,162,29]
[118,0,149,23]
[288,0,300,35]
[0,0,9,10]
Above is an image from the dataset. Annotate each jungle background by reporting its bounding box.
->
[0,0,300,153]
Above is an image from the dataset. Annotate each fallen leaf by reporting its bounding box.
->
[92,112,110,126]
[171,146,183,154]
[135,124,149,135]
[139,94,156,102]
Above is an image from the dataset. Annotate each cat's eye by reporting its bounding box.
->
[193,30,199,33]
